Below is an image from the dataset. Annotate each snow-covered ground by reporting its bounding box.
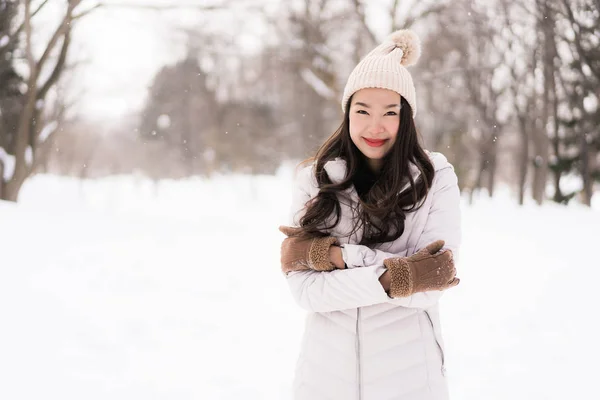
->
[1,173,598,400]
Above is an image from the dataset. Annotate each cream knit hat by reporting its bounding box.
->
[341,29,421,117]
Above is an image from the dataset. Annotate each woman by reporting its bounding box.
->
[279,29,461,400]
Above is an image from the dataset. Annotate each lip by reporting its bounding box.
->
[363,137,388,147]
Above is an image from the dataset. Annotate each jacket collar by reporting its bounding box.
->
[323,157,421,189]
[322,151,447,186]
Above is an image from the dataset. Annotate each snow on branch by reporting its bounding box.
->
[38,121,59,143]
[0,148,16,181]
[300,68,335,100]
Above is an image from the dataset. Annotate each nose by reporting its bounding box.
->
[370,121,385,135]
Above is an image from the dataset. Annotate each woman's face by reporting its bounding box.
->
[349,88,401,172]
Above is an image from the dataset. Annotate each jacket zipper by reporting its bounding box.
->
[424,310,446,375]
[356,307,362,400]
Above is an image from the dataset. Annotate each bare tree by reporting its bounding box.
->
[415,11,476,190]
[0,0,24,200]
[555,0,600,206]
[419,0,507,200]
[0,0,100,201]
[530,0,558,205]
[497,0,541,205]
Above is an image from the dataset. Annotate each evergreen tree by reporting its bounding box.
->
[140,51,218,176]
[0,0,25,175]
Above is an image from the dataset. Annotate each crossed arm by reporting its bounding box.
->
[283,166,461,313]
[328,245,393,292]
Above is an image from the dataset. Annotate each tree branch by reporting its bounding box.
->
[36,2,80,74]
[351,0,377,44]
[420,64,501,81]
[390,0,400,31]
[72,3,103,20]
[561,0,600,81]
[37,29,71,102]
[402,3,449,30]
[7,0,51,44]
[318,0,329,15]
[24,0,35,75]
[96,1,228,11]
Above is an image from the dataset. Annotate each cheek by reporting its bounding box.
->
[385,119,399,133]
[349,116,366,139]
[385,119,400,139]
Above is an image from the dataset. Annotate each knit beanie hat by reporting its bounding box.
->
[341,29,421,117]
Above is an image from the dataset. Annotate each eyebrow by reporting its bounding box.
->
[354,102,400,109]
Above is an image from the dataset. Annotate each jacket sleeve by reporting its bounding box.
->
[340,165,462,310]
[283,166,391,313]
[341,245,444,310]
[286,268,392,312]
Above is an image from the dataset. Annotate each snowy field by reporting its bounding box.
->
[1,172,599,400]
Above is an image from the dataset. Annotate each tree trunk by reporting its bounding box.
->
[580,132,592,206]
[487,149,497,198]
[472,148,488,201]
[533,0,555,205]
[551,171,564,202]
[549,50,563,202]
[1,176,24,201]
[484,136,498,197]
[531,124,549,205]
[1,157,27,201]
[550,104,563,202]
[3,74,37,202]
[0,164,3,200]
[517,116,529,205]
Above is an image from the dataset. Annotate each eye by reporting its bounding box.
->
[356,110,369,115]
[385,111,398,116]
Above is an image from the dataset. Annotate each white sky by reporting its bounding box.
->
[72,8,173,119]
[27,0,399,121]
[69,1,273,120]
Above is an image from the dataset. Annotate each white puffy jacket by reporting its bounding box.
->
[285,152,461,400]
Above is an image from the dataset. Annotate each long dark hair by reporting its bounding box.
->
[296,96,435,246]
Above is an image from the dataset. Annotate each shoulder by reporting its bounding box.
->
[294,163,317,193]
[293,157,347,193]
[426,151,459,191]
[426,150,453,172]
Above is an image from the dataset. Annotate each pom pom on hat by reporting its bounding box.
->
[386,29,421,66]
[340,28,421,116]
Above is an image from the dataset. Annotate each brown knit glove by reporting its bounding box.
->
[279,226,339,274]
[383,240,459,298]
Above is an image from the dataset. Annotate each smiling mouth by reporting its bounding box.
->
[363,138,388,147]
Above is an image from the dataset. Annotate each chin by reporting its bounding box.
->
[363,149,387,159]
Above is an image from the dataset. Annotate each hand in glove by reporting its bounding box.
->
[279,226,340,274]
[383,240,459,298]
